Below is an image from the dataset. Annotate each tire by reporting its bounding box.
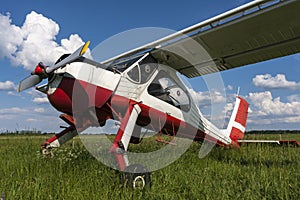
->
[123,164,151,189]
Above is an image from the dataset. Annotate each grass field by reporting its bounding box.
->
[0,134,299,199]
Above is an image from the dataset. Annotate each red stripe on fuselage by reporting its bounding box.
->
[47,76,220,144]
[48,77,113,115]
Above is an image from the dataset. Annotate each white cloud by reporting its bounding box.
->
[253,74,300,90]
[26,118,39,122]
[0,107,28,121]
[7,91,20,96]
[0,11,84,71]
[0,81,16,91]
[0,104,61,132]
[248,91,300,116]
[189,89,226,107]
[246,91,300,127]
[0,107,28,114]
[34,108,45,113]
[248,115,300,126]
[0,115,14,120]
[223,102,234,115]
[26,88,49,104]
[0,13,22,59]
[287,94,300,102]
[33,97,49,104]
[227,85,233,91]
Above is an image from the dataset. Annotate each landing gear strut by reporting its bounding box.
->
[109,102,151,189]
[41,126,78,156]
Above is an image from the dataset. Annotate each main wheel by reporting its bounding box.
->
[123,164,151,189]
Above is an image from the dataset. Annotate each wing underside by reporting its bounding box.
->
[151,0,300,78]
[103,0,300,78]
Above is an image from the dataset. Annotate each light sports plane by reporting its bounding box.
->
[17,0,300,188]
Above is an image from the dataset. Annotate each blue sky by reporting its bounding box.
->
[0,0,299,132]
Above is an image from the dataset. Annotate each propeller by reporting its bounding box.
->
[18,41,90,92]
[18,74,43,92]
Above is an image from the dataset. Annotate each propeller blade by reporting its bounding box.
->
[46,41,90,73]
[18,41,90,93]
[18,74,42,92]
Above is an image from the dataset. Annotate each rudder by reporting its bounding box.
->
[226,96,249,141]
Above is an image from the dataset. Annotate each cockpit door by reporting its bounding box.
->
[114,53,158,101]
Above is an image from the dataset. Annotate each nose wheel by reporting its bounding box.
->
[123,164,151,189]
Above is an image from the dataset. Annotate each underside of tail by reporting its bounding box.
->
[222,96,249,144]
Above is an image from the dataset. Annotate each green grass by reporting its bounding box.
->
[0,134,299,199]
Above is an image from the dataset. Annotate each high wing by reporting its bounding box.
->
[102,0,300,78]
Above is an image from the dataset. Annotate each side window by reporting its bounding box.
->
[140,63,157,83]
[167,85,190,111]
[148,71,190,112]
[126,55,158,84]
[127,65,140,83]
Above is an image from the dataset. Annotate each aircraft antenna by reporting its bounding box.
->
[236,87,240,97]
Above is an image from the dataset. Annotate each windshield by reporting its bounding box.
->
[107,54,144,72]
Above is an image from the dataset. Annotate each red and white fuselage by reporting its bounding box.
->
[44,53,248,150]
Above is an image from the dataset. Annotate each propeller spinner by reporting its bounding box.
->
[17,41,90,92]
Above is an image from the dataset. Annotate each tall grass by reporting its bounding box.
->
[0,134,299,199]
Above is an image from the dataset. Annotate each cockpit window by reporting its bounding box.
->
[125,54,158,84]
[148,71,190,112]
[127,65,139,82]
[139,63,157,83]
[107,54,144,72]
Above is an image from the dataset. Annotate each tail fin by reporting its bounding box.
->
[225,96,249,141]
